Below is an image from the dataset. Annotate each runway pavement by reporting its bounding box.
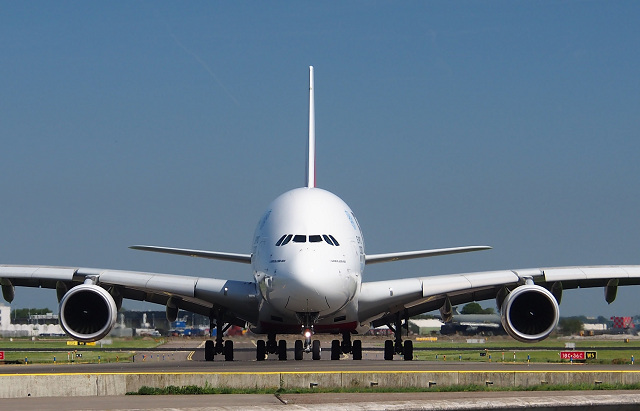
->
[3,391,640,410]
[2,336,639,374]
[3,337,640,409]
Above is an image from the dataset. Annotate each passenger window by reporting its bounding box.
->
[329,235,340,246]
[275,235,287,246]
[309,235,322,243]
[322,235,334,245]
[281,234,293,245]
[293,235,306,243]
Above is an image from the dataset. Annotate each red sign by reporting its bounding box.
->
[0,351,4,360]
[561,351,585,360]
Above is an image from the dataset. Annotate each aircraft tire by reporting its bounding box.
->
[384,340,394,361]
[224,340,234,361]
[278,339,287,361]
[294,339,303,360]
[403,340,413,361]
[256,339,266,361]
[352,339,362,360]
[331,339,340,360]
[204,340,215,361]
[312,340,321,360]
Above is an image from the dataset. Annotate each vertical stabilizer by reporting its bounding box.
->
[306,66,316,188]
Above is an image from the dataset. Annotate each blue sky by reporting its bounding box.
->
[1,2,639,318]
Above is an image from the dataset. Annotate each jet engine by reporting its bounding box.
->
[500,284,559,343]
[59,284,118,342]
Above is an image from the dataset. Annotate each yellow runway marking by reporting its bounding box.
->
[186,341,206,360]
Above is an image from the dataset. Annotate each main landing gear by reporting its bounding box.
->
[256,311,364,361]
[258,327,320,361]
[204,310,234,362]
[203,309,366,361]
[330,331,362,360]
[256,333,288,361]
[383,311,413,361]
[258,330,363,361]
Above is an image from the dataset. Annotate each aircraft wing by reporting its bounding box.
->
[130,245,252,264]
[359,265,640,328]
[365,246,491,264]
[0,265,259,326]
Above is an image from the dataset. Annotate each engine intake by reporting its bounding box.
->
[500,284,559,343]
[59,284,117,342]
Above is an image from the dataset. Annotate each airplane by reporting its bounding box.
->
[2,66,640,361]
[440,307,504,336]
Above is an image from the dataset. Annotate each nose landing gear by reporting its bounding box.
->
[291,312,322,360]
[293,326,321,360]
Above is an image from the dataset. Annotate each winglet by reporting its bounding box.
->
[306,66,316,188]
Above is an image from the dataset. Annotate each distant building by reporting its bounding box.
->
[611,316,635,334]
[410,319,444,335]
[0,305,64,337]
[583,323,607,332]
[0,304,9,330]
[366,325,392,336]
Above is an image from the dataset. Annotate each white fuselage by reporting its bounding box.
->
[251,187,364,334]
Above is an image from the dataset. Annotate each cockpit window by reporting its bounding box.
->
[275,234,293,246]
[275,234,340,246]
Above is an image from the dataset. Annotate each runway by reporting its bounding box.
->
[3,337,640,408]
[0,337,640,374]
[3,336,640,374]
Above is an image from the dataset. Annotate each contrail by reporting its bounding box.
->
[150,2,240,108]
[169,33,240,106]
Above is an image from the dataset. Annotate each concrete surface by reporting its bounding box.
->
[1,369,640,398]
[3,391,640,410]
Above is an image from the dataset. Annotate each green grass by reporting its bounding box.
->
[0,337,165,349]
[2,350,133,364]
[411,337,640,364]
[415,350,640,364]
[0,337,164,364]
[412,337,640,350]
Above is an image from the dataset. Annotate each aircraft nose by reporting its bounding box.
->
[278,251,354,314]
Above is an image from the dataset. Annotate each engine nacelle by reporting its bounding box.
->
[500,284,559,343]
[59,284,118,342]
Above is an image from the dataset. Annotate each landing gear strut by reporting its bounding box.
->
[384,310,413,361]
[292,312,321,360]
[256,332,288,361]
[294,326,321,360]
[204,309,234,361]
[330,332,362,360]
